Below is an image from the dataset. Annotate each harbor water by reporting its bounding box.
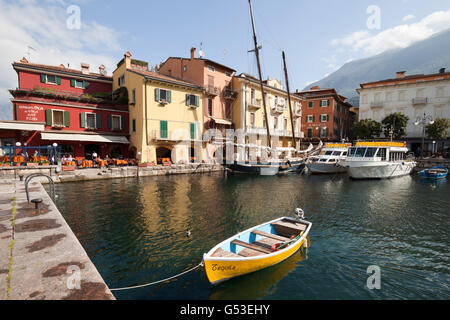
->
[47,172,450,300]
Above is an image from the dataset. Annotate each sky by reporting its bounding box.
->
[1,0,450,119]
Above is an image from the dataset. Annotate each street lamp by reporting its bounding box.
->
[432,141,436,155]
[414,112,434,159]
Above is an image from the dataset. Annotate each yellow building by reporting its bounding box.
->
[232,73,303,160]
[113,52,205,164]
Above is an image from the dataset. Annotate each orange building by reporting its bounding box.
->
[294,86,355,142]
[159,48,237,144]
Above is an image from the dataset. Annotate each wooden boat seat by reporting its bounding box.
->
[252,230,290,242]
[232,239,273,254]
[211,248,241,258]
[272,220,307,238]
[237,248,266,257]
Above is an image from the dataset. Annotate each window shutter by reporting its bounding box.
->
[186,94,190,106]
[64,111,70,127]
[107,115,112,129]
[80,113,86,128]
[312,115,315,122]
[41,74,47,83]
[132,119,136,132]
[327,100,330,107]
[56,76,61,85]
[190,123,196,140]
[96,113,102,129]
[155,88,160,102]
[325,127,329,137]
[160,121,168,139]
[45,109,52,126]
[70,79,76,87]
[167,90,172,103]
[195,95,199,107]
[121,116,125,131]
[83,81,89,89]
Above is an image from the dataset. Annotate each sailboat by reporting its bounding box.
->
[227,0,305,175]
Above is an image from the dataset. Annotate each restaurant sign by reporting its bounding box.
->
[17,105,44,122]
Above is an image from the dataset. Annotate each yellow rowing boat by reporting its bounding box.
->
[203,209,312,285]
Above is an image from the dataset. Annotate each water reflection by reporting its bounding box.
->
[49,172,450,300]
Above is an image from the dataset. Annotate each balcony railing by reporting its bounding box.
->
[223,88,238,100]
[370,101,383,108]
[248,99,262,110]
[412,98,428,105]
[151,130,198,141]
[206,86,220,96]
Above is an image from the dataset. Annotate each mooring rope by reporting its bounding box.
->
[109,261,204,291]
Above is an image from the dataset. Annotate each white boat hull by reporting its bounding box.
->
[307,162,347,174]
[346,161,416,179]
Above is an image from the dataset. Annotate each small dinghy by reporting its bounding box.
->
[419,166,448,179]
[203,209,312,285]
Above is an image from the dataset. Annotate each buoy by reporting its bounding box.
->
[186,229,191,237]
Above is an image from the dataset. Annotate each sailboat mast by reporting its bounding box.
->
[248,0,272,150]
[282,51,297,153]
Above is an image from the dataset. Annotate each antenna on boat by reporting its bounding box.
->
[282,51,297,154]
[295,208,305,220]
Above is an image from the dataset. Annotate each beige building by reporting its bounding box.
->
[232,73,303,160]
[113,52,205,164]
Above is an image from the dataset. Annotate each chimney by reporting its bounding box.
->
[439,67,446,74]
[81,63,90,74]
[99,64,105,74]
[20,57,29,63]
[396,71,406,79]
[124,51,132,69]
[190,47,196,60]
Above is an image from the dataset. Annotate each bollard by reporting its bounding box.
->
[31,198,43,209]
[19,174,24,181]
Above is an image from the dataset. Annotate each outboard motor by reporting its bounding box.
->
[295,208,305,220]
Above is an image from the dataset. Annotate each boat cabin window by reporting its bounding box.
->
[355,148,367,157]
[319,159,327,162]
[332,151,342,156]
[342,152,347,156]
[376,148,387,161]
[328,159,336,163]
[325,151,333,156]
[389,152,405,161]
[348,148,356,157]
[364,148,378,158]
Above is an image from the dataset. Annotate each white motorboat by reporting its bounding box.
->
[343,141,416,179]
[306,143,351,174]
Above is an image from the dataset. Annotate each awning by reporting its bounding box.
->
[41,132,129,144]
[0,121,45,131]
[211,117,233,126]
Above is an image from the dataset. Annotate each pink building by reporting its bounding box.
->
[159,48,237,142]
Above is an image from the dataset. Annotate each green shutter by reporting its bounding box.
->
[107,115,112,129]
[96,113,102,129]
[195,95,199,107]
[308,101,313,108]
[121,116,125,131]
[70,79,76,87]
[155,88,160,102]
[327,99,330,107]
[80,113,86,128]
[45,109,52,126]
[41,74,47,83]
[190,123,196,140]
[83,81,89,89]
[56,76,61,85]
[186,94,190,106]
[312,115,315,122]
[167,90,171,103]
[132,119,136,132]
[64,111,70,127]
[160,121,168,139]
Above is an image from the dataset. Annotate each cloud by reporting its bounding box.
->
[0,0,123,119]
[330,10,450,57]
[304,80,318,87]
[402,14,415,22]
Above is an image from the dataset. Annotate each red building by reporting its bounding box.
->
[5,57,130,159]
[294,86,355,142]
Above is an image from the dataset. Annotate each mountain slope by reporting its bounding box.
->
[304,29,450,106]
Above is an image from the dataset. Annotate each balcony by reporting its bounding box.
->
[293,108,302,117]
[271,104,285,114]
[206,86,220,96]
[370,101,383,108]
[412,97,428,105]
[248,99,262,110]
[223,88,238,100]
[151,130,197,141]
